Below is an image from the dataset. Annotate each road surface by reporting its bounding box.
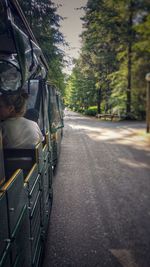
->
[43,111,150,267]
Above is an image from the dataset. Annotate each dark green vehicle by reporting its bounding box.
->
[0,1,63,266]
[47,84,64,168]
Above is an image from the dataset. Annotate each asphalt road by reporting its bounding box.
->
[43,111,150,267]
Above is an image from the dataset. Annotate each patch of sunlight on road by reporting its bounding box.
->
[110,249,139,267]
[86,128,149,151]
[87,131,120,141]
[69,123,120,140]
[68,123,101,132]
[118,158,150,169]
[68,123,150,150]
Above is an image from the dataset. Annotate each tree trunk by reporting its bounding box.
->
[126,1,133,116]
[127,42,132,115]
[105,81,110,113]
[97,88,101,114]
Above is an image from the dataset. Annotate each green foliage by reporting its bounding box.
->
[84,106,97,116]
[64,58,97,109]
[65,0,150,119]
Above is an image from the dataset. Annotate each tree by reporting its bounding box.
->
[73,0,119,113]
[19,0,65,94]
[66,0,150,118]
[112,0,150,116]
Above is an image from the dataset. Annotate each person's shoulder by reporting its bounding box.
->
[20,116,34,123]
[0,118,15,126]
[22,117,39,127]
[0,118,15,131]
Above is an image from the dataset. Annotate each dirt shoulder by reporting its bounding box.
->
[121,128,150,150]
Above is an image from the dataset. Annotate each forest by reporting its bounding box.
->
[65,0,150,119]
[19,0,150,120]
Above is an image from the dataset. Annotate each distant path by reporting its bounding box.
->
[43,111,150,267]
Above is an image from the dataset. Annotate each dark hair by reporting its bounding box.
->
[24,108,39,123]
[0,90,29,115]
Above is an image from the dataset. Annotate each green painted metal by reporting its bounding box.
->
[0,1,63,266]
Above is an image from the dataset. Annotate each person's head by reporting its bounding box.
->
[0,90,28,120]
[24,108,39,123]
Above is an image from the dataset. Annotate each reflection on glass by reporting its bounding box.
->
[0,19,47,93]
[13,23,47,80]
[0,60,21,91]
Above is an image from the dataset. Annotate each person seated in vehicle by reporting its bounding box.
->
[24,108,39,123]
[0,91,44,148]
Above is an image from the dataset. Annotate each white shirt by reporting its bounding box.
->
[0,117,44,149]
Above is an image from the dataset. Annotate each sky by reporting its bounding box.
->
[54,0,87,73]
